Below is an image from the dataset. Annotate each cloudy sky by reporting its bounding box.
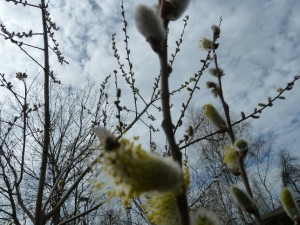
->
[1,0,300,156]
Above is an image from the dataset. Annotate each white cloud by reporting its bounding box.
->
[1,0,300,154]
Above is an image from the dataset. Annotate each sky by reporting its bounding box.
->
[0,0,300,157]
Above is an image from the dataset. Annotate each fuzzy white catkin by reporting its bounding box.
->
[165,0,190,21]
[135,4,166,42]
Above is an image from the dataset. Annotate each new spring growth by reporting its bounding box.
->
[223,146,241,176]
[135,4,166,53]
[281,187,300,223]
[93,127,183,200]
[206,81,220,97]
[202,104,227,130]
[208,68,224,77]
[211,25,221,39]
[93,126,119,150]
[199,37,219,51]
[146,192,182,225]
[160,0,190,21]
[230,185,257,214]
[191,208,220,225]
[235,139,248,158]
[199,38,213,51]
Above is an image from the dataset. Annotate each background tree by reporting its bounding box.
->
[279,149,300,195]
[0,1,112,224]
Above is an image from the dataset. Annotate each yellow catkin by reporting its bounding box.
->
[230,185,256,214]
[183,161,190,189]
[93,127,184,205]
[223,146,239,170]
[202,104,227,130]
[146,192,182,225]
[104,139,183,198]
[199,38,213,51]
[281,187,300,221]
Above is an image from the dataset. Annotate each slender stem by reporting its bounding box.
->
[34,1,50,224]
[158,22,189,225]
[212,35,262,225]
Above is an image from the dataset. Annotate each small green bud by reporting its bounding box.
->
[188,125,194,136]
[235,139,248,158]
[277,87,284,93]
[241,111,245,119]
[281,187,300,223]
[230,186,257,214]
[58,179,64,187]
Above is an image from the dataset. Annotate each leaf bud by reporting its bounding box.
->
[206,81,217,89]
[211,25,221,38]
[208,68,224,77]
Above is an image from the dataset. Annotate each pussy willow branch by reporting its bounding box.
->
[5,0,39,8]
[120,0,138,117]
[150,16,190,104]
[174,52,213,133]
[159,20,190,225]
[169,15,189,66]
[212,34,262,224]
[0,32,44,68]
[179,75,300,150]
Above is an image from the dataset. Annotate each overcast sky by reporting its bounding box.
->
[1,0,300,156]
